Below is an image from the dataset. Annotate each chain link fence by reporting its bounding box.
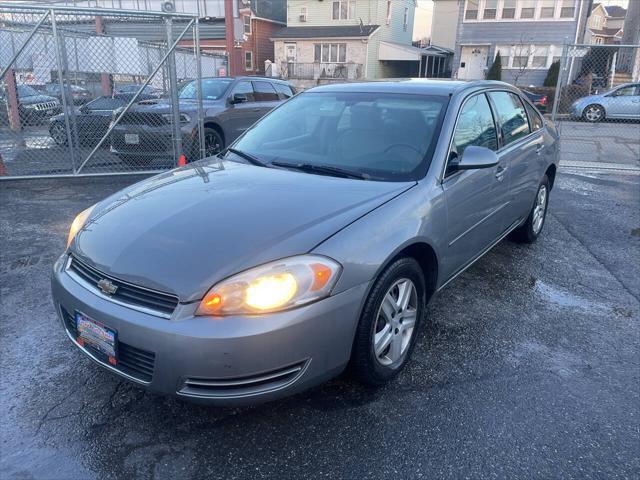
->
[547,44,640,169]
[0,3,226,178]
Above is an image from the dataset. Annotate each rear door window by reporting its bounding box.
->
[230,81,255,102]
[524,101,543,131]
[274,83,294,100]
[452,93,498,157]
[488,91,531,145]
[252,81,279,101]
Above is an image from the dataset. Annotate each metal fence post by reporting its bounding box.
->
[194,17,205,160]
[551,39,568,124]
[51,9,78,173]
[166,17,182,166]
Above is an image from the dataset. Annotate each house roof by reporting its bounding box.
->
[271,25,380,40]
[603,5,626,18]
[589,27,624,37]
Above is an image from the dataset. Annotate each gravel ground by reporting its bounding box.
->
[1,168,638,479]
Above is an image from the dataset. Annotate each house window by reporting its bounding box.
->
[245,51,253,71]
[532,45,549,68]
[300,6,308,22]
[513,45,531,68]
[332,0,355,20]
[551,45,562,65]
[386,0,392,25]
[482,0,498,20]
[559,0,575,18]
[314,43,347,63]
[403,7,409,31]
[243,15,251,34]
[539,0,555,19]
[592,15,602,29]
[501,0,516,19]
[465,0,479,20]
[519,0,536,19]
[496,45,512,68]
[595,37,603,45]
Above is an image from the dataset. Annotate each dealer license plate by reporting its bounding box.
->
[124,133,140,145]
[75,312,117,361]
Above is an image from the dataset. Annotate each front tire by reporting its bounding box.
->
[582,104,605,123]
[351,257,426,385]
[49,122,67,145]
[510,175,550,244]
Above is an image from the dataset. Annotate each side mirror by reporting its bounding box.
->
[230,93,247,104]
[457,145,499,170]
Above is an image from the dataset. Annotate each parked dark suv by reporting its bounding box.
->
[110,76,295,162]
[0,84,61,126]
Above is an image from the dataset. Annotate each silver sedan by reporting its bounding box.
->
[571,82,640,122]
[52,80,558,405]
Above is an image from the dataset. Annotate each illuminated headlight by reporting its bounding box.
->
[196,255,342,316]
[67,205,95,248]
[161,113,190,123]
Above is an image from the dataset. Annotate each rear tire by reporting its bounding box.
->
[510,175,550,244]
[350,257,426,386]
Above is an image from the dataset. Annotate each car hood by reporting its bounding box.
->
[21,94,58,105]
[71,159,415,302]
[574,93,604,105]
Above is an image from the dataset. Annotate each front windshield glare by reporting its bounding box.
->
[179,78,233,100]
[233,92,448,181]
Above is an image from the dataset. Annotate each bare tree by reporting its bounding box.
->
[511,33,534,86]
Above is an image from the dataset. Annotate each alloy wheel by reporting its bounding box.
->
[584,105,603,122]
[532,184,547,234]
[373,278,418,367]
[204,131,222,156]
[50,123,66,145]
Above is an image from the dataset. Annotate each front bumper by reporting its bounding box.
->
[110,124,195,158]
[51,255,366,406]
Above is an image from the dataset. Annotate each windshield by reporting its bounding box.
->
[17,85,39,98]
[179,78,232,101]
[232,92,449,182]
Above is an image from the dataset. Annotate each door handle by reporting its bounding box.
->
[495,164,507,180]
[536,143,545,154]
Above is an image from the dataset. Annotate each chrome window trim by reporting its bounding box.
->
[64,256,175,319]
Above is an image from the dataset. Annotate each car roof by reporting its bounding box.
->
[203,76,290,84]
[306,79,516,96]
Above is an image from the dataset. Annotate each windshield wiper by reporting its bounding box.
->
[226,148,270,168]
[272,161,369,180]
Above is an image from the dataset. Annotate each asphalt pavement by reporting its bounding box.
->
[1,168,639,479]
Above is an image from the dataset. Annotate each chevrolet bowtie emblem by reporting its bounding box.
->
[97,278,118,295]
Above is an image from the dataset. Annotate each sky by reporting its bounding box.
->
[411,0,631,41]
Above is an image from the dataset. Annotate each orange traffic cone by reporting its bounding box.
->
[178,154,186,167]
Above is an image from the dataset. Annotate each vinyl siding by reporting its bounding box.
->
[283,0,416,80]
[450,0,591,86]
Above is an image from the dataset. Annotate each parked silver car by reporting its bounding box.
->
[571,82,640,122]
[52,80,558,405]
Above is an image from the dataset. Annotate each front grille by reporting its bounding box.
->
[61,306,155,382]
[119,112,167,126]
[68,255,179,316]
[33,102,58,111]
[179,361,308,398]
